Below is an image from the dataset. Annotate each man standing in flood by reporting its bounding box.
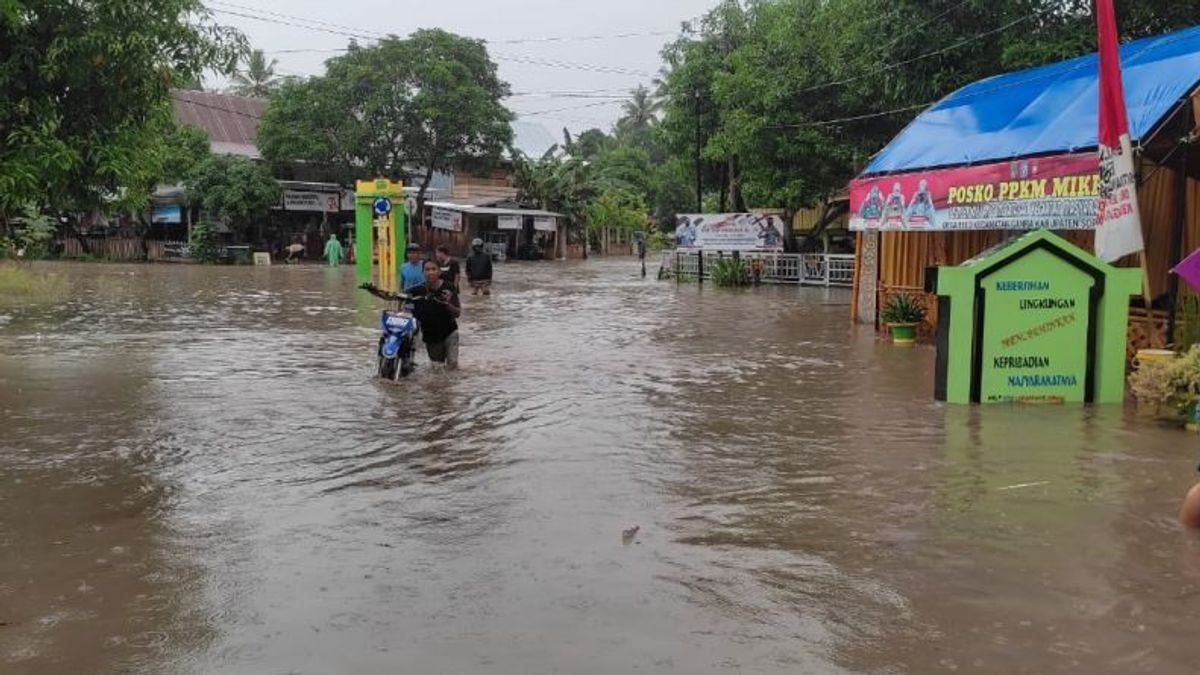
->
[436,245,461,287]
[401,243,426,292]
[465,238,493,296]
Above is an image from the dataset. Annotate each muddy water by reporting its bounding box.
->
[2,260,1199,674]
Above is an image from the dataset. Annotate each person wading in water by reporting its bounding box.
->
[323,233,343,266]
[465,238,494,295]
[436,245,460,287]
[406,259,462,369]
[1182,480,1200,528]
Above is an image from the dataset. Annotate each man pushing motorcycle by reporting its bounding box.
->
[407,259,461,369]
[361,259,461,370]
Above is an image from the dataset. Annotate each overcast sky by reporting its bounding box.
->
[206,0,716,139]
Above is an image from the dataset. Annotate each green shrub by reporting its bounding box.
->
[1130,345,1200,423]
[710,256,749,287]
[190,222,221,263]
[6,206,58,260]
[881,293,927,324]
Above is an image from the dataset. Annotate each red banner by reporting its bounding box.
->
[849,153,1100,231]
[1093,0,1144,261]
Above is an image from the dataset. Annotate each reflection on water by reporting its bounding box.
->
[1,260,1199,674]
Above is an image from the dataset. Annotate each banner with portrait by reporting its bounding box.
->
[673,213,786,251]
[849,153,1100,232]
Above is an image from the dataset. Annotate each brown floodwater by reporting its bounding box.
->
[2,259,1199,674]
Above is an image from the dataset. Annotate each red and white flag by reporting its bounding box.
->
[1094,0,1144,262]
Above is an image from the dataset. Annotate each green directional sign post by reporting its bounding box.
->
[930,230,1140,404]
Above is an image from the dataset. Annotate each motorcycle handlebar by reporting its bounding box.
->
[358,283,435,303]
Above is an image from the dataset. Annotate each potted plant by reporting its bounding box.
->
[882,293,927,345]
[1129,344,1200,426]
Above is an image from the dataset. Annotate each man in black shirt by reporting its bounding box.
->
[465,238,493,295]
[435,245,460,287]
[408,259,462,369]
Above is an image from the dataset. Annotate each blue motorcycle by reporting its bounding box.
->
[378,307,419,379]
[360,284,421,380]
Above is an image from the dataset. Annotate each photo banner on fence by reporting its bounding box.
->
[674,213,786,251]
[431,207,464,232]
[849,153,1101,232]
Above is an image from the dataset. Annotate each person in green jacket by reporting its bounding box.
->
[323,233,344,266]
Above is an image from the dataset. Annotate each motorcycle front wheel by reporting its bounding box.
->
[378,355,399,380]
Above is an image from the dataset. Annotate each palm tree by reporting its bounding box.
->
[230,50,279,98]
[617,85,662,133]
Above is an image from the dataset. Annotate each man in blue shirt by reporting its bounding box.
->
[400,243,425,291]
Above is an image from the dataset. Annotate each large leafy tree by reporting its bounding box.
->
[258,75,365,183]
[259,29,512,222]
[0,0,242,220]
[162,124,211,184]
[658,0,749,213]
[184,154,280,240]
[655,0,1200,234]
[230,49,279,98]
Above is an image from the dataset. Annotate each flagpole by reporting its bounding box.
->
[1095,0,1152,339]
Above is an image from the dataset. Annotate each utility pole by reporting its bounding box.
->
[694,89,703,212]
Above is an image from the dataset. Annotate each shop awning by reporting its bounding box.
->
[864,25,1200,176]
[425,201,563,218]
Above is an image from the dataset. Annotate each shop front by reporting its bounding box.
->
[268,181,354,260]
[418,201,565,260]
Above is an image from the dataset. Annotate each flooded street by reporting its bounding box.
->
[3,259,1200,674]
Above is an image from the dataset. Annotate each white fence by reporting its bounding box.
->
[659,250,854,287]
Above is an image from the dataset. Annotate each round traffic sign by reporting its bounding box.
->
[404,196,417,216]
[372,197,392,216]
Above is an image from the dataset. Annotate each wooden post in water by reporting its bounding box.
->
[1166,144,1188,345]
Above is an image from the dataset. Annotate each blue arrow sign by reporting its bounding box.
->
[372,197,393,216]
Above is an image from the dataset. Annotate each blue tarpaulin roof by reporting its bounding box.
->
[863,25,1200,176]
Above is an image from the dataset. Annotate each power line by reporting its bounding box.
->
[790,102,932,128]
[877,0,975,54]
[493,30,674,45]
[210,5,653,78]
[267,48,352,54]
[507,92,630,99]
[172,93,264,120]
[212,0,673,44]
[784,27,1194,129]
[515,100,621,117]
[209,1,386,37]
[491,52,653,77]
[171,92,620,122]
[209,7,374,41]
[796,5,1058,94]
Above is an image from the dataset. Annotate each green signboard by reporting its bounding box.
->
[932,230,1140,405]
[978,249,1094,403]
